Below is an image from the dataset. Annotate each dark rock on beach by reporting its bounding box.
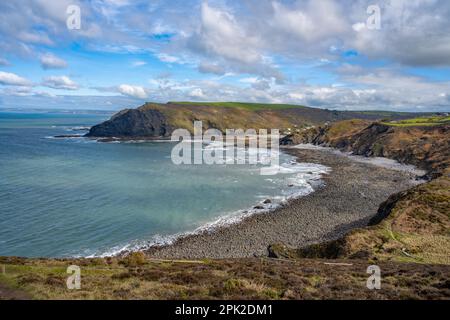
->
[53,134,84,138]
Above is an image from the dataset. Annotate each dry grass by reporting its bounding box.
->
[1,256,449,300]
[285,176,450,265]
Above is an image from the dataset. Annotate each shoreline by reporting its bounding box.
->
[145,146,423,259]
[93,148,331,258]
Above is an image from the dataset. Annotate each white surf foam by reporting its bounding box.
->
[90,153,331,258]
[292,143,427,176]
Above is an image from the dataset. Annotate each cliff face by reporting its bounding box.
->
[86,102,425,139]
[86,103,294,138]
[277,119,450,264]
[86,108,173,138]
[282,120,450,177]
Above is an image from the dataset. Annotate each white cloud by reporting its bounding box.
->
[42,76,79,90]
[189,88,205,98]
[197,3,262,65]
[140,73,450,112]
[18,31,53,46]
[1,86,33,96]
[239,77,258,84]
[288,93,305,100]
[271,0,348,43]
[0,1,449,112]
[350,1,450,66]
[131,60,147,67]
[40,53,68,70]
[156,53,180,64]
[0,71,32,86]
[118,84,147,99]
[188,3,283,81]
[198,62,226,75]
[352,23,366,32]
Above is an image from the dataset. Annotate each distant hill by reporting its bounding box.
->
[86,101,429,139]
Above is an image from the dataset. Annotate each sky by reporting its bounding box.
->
[0,0,450,112]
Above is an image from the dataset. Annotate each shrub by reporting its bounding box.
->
[122,252,147,267]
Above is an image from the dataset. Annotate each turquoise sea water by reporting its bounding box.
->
[0,111,329,257]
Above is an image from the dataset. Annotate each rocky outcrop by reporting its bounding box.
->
[86,102,428,140]
[284,120,450,178]
[86,108,173,138]
[274,119,450,263]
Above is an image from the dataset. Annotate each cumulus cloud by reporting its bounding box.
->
[196,3,262,65]
[143,72,450,112]
[3,0,450,69]
[1,0,450,111]
[1,86,33,96]
[42,76,79,90]
[40,53,68,70]
[187,2,283,81]
[198,62,227,76]
[118,84,147,99]
[189,88,205,98]
[185,1,450,72]
[271,0,348,43]
[0,71,32,86]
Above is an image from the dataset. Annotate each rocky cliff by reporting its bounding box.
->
[86,102,425,139]
[282,119,450,177]
[86,108,173,138]
[276,118,450,264]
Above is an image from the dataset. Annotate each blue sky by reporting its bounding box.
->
[0,0,450,111]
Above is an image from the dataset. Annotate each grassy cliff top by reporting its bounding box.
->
[167,102,434,116]
[382,115,450,127]
[167,101,307,110]
[1,254,449,300]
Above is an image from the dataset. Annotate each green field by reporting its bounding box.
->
[168,101,307,110]
[382,115,450,127]
[168,102,435,119]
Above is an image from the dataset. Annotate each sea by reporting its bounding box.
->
[0,111,329,257]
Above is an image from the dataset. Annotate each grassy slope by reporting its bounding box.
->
[382,116,450,127]
[284,176,450,265]
[279,119,450,265]
[86,101,433,139]
[344,176,450,264]
[1,255,449,300]
[168,101,308,111]
[169,102,428,117]
[147,102,295,133]
[145,102,428,135]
